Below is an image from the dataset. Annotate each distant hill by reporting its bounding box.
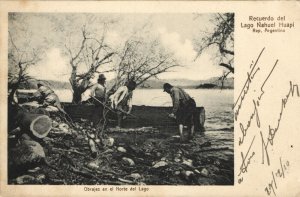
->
[196,77,234,89]
[140,77,234,89]
[17,77,233,90]
[18,79,71,89]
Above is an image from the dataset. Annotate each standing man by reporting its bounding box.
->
[88,74,107,126]
[109,80,137,128]
[163,83,196,142]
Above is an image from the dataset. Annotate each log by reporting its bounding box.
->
[9,135,45,168]
[30,108,50,116]
[18,112,52,138]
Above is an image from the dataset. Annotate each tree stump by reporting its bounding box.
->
[8,134,46,177]
[17,112,52,138]
[10,137,46,167]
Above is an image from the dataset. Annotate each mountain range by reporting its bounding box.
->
[18,77,234,90]
[140,77,234,89]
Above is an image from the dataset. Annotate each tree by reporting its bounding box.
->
[65,26,115,103]
[8,14,42,104]
[111,32,179,91]
[194,13,234,77]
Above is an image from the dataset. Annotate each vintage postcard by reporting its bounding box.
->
[0,1,299,197]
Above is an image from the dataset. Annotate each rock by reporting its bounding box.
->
[95,138,101,143]
[129,173,141,180]
[153,161,168,168]
[58,123,69,133]
[28,167,41,173]
[88,133,95,139]
[174,171,181,175]
[122,157,135,166]
[36,174,46,183]
[200,168,209,176]
[117,147,127,153]
[174,158,181,162]
[16,175,35,184]
[69,129,77,135]
[184,171,194,177]
[174,153,181,158]
[161,157,167,161]
[182,159,193,167]
[103,137,114,147]
[10,139,45,167]
[52,120,59,128]
[10,127,21,134]
[214,160,221,166]
[87,160,101,170]
[194,169,200,174]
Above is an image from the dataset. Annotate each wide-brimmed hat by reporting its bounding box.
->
[37,81,44,86]
[163,83,172,92]
[127,80,137,90]
[98,74,106,80]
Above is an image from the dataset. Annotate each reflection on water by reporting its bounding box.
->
[54,88,234,132]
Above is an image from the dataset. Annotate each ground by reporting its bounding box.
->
[8,118,233,185]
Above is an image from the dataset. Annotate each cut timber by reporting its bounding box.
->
[30,108,50,116]
[18,112,52,138]
[9,135,45,168]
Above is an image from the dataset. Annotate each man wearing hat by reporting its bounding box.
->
[89,74,107,102]
[163,83,196,142]
[88,74,107,125]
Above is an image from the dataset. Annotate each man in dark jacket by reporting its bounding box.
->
[163,83,196,142]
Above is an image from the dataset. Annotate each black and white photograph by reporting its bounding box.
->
[7,12,234,185]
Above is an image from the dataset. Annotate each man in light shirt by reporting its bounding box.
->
[109,80,137,128]
[89,74,106,102]
[88,74,106,126]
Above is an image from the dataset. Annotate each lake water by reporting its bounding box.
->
[53,88,234,132]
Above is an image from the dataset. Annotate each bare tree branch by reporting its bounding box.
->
[194,13,234,75]
[66,25,115,103]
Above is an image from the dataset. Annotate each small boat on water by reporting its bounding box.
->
[16,90,205,132]
[62,103,205,132]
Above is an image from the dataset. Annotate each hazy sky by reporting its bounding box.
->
[10,13,230,82]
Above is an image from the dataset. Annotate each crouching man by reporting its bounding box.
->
[109,80,137,128]
[32,82,64,113]
[163,83,196,142]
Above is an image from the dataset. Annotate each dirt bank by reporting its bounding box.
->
[8,119,233,185]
